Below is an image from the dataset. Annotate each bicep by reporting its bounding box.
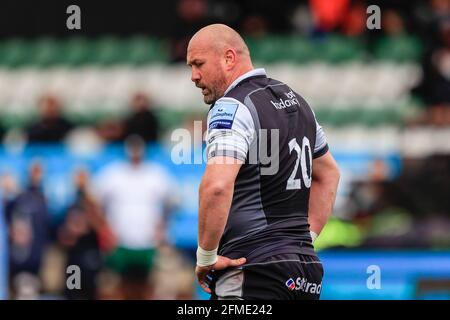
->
[202,157,243,189]
[312,151,339,181]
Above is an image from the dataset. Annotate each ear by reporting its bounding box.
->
[224,48,237,70]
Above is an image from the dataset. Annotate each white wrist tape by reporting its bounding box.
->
[310,231,318,243]
[196,246,218,267]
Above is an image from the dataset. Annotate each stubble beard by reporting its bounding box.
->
[202,72,227,105]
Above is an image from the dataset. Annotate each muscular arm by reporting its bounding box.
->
[309,151,340,235]
[198,156,242,250]
[196,156,247,293]
[195,100,253,292]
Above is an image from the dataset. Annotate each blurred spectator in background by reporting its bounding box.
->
[309,0,365,36]
[431,0,450,24]
[176,0,208,24]
[4,161,49,299]
[340,0,366,37]
[171,37,192,63]
[0,123,5,143]
[123,93,160,143]
[415,18,450,125]
[0,173,20,204]
[344,154,450,249]
[58,168,115,300]
[310,0,350,33]
[0,188,7,300]
[241,15,268,37]
[382,9,406,36]
[96,117,124,143]
[93,135,178,299]
[26,95,74,143]
[171,0,209,62]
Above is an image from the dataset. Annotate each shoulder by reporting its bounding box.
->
[208,97,253,130]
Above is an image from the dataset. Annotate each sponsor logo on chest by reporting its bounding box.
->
[270,90,300,110]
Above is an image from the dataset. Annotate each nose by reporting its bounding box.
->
[191,68,200,83]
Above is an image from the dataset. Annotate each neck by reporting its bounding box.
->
[225,63,254,91]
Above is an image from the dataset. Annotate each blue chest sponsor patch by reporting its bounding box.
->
[209,103,238,130]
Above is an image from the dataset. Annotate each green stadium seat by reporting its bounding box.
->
[90,36,124,66]
[247,36,285,64]
[317,35,365,64]
[285,36,316,63]
[0,39,30,68]
[314,107,406,128]
[31,38,61,67]
[313,109,332,126]
[0,110,35,129]
[61,37,92,66]
[374,35,422,62]
[320,109,349,127]
[247,34,364,64]
[126,36,170,65]
[248,36,316,64]
[2,34,422,67]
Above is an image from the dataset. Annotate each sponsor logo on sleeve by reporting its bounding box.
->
[209,103,239,130]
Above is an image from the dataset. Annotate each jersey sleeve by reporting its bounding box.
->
[314,118,329,158]
[206,97,255,162]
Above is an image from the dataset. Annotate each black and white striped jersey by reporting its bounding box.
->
[206,68,329,263]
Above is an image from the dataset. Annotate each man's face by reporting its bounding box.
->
[187,42,227,104]
[40,96,60,120]
[131,93,149,112]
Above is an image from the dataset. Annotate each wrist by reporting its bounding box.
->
[196,246,218,267]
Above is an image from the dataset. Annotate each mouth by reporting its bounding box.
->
[196,82,209,96]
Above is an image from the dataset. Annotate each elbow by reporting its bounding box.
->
[333,164,341,185]
[199,179,230,198]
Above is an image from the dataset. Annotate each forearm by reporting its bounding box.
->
[198,180,234,250]
[308,174,339,235]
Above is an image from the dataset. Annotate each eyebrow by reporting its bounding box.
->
[187,59,204,67]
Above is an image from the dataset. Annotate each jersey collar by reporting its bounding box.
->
[223,68,267,96]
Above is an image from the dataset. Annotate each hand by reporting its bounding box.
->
[195,255,246,294]
[97,225,117,253]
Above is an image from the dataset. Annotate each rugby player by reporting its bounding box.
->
[187,24,340,299]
